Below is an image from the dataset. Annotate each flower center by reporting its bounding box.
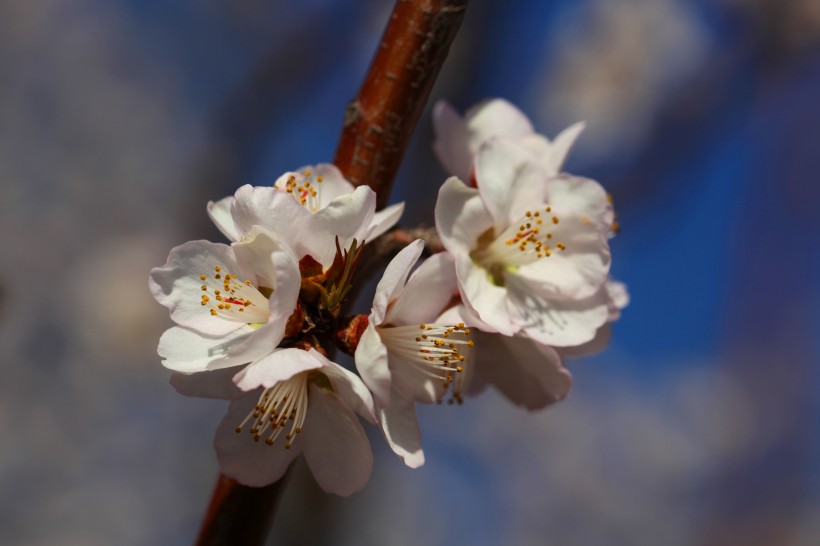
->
[280,169,325,212]
[235,372,309,449]
[199,264,270,324]
[471,206,567,281]
[378,322,474,404]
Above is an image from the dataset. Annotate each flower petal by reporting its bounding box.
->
[545,175,613,231]
[157,325,257,372]
[455,256,518,336]
[233,347,324,391]
[473,332,572,410]
[371,239,424,324]
[169,367,243,400]
[318,355,377,424]
[231,184,309,247]
[368,201,405,241]
[299,185,375,265]
[150,240,253,335]
[207,196,242,242]
[432,100,474,181]
[302,384,373,496]
[465,98,534,144]
[354,322,392,408]
[435,176,493,256]
[506,277,610,346]
[475,138,547,232]
[385,251,457,325]
[215,392,302,487]
[379,390,425,468]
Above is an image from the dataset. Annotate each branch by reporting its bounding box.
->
[334,0,469,208]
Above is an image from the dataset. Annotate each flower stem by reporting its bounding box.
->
[334,0,469,208]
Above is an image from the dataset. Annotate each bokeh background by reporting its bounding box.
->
[2,0,819,544]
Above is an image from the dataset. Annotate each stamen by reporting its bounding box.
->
[378,323,473,403]
[197,265,270,324]
[278,170,325,212]
[235,373,309,449]
[473,205,568,269]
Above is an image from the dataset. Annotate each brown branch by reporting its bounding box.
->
[193,1,467,544]
[334,0,469,208]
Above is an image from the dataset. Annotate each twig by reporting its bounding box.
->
[334,0,469,208]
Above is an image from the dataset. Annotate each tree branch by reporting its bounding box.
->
[334,0,469,208]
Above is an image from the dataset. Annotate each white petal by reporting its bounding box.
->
[367,201,405,241]
[170,368,242,400]
[207,196,241,242]
[514,214,611,299]
[371,239,424,324]
[157,325,256,373]
[506,277,610,346]
[300,185,375,265]
[316,353,377,424]
[231,184,309,247]
[558,324,612,359]
[455,256,518,336]
[432,100,473,181]
[385,251,457,325]
[354,322,392,408]
[465,98,534,144]
[475,139,547,232]
[378,390,424,468]
[149,240,253,335]
[435,177,493,256]
[389,355,445,404]
[545,175,613,230]
[302,384,373,496]
[215,392,302,487]
[311,163,356,208]
[545,121,585,174]
[233,347,323,391]
[605,279,630,321]
[473,332,572,410]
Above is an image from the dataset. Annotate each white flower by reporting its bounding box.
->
[171,348,376,495]
[433,98,585,182]
[149,227,300,373]
[438,304,573,410]
[558,279,630,359]
[207,164,404,265]
[435,138,613,347]
[355,240,473,468]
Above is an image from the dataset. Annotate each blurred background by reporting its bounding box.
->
[1,0,819,544]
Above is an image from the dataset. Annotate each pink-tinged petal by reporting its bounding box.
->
[207,196,241,242]
[389,355,445,404]
[311,163,356,207]
[473,331,572,410]
[233,347,323,391]
[474,139,547,232]
[386,251,457,325]
[606,279,630,321]
[302,384,373,496]
[232,228,301,346]
[465,98,534,144]
[157,325,256,372]
[372,239,424,324]
[231,184,309,247]
[558,324,612,359]
[379,390,424,468]
[546,121,586,173]
[435,305,491,396]
[215,392,302,487]
[432,100,473,181]
[170,367,243,400]
[455,257,518,336]
[368,201,405,241]
[545,175,613,230]
[150,240,253,336]
[506,277,610,346]
[354,322,392,408]
[317,354,377,423]
[435,177,493,256]
[300,185,375,265]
